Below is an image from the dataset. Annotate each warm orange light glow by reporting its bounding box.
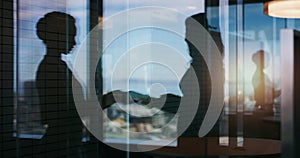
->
[264,0,300,18]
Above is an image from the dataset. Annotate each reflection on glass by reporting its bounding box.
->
[252,50,280,113]
[104,103,178,145]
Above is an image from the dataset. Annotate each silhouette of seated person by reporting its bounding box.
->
[252,50,280,113]
[99,12,223,138]
[36,11,83,157]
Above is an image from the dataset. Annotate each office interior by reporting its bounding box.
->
[1,0,300,157]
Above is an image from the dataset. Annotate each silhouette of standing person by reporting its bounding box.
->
[252,50,280,113]
[183,12,223,137]
[36,12,83,158]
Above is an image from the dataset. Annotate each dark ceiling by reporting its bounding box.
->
[207,0,265,6]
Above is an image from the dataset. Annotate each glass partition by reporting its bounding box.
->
[10,0,300,157]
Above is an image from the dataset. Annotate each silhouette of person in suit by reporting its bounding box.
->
[36,11,83,157]
[252,50,280,113]
[183,12,223,137]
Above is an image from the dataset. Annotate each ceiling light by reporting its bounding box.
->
[264,0,300,18]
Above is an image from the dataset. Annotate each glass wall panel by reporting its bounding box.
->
[98,0,284,157]
[101,0,206,146]
[7,0,300,157]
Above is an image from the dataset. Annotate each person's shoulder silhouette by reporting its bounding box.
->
[35,11,82,157]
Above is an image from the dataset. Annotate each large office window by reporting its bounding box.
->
[100,0,207,145]
[5,0,300,157]
[99,0,284,156]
